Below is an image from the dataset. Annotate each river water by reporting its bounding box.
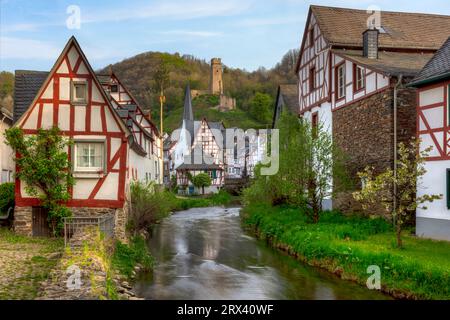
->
[133,207,390,300]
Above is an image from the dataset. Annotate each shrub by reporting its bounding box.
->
[112,236,154,278]
[129,181,175,233]
[210,190,232,206]
[0,182,15,214]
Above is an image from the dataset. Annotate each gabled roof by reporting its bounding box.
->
[409,37,450,87]
[13,36,130,136]
[13,70,48,123]
[272,84,299,128]
[296,6,450,73]
[311,5,450,51]
[332,49,434,77]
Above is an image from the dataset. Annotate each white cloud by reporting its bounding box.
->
[236,16,304,27]
[83,0,252,23]
[1,23,41,32]
[0,37,60,59]
[160,30,223,37]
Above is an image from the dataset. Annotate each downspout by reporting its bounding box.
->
[393,74,403,228]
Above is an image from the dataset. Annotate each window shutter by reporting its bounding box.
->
[447,169,450,209]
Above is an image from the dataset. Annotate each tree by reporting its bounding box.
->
[243,112,348,223]
[0,182,14,214]
[191,173,212,195]
[353,139,442,248]
[248,93,273,124]
[5,127,74,234]
[301,120,348,223]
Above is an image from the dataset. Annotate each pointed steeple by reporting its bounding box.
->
[183,83,194,121]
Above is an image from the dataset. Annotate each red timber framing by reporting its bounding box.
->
[417,80,450,161]
[297,10,391,116]
[104,73,160,157]
[14,36,130,208]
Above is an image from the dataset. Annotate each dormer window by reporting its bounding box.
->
[110,84,118,93]
[71,81,87,105]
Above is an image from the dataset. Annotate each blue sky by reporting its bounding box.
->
[1,0,450,72]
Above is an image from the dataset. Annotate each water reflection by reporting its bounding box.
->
[134,207,390,300]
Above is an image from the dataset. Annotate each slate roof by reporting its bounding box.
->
[13,70,48,123]
[278,85,298,113]
[177,162,223,171]
[332,49,434,77]
[310,6,450,51]
[183,84,194,121]
[272,84,299,128]
[96,74,111,85]
[409,37,450,86]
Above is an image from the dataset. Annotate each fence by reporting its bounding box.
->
[63,214,115,246]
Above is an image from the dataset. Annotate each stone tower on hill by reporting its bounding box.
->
[210,58,223,95]
[190,57,236,111]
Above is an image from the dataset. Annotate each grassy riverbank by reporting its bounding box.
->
[172,190,237,211]
[242,204,450,300]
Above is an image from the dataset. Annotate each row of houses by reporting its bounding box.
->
[164,84,267,195]
[2,37,163,238]
[272,5,450,241]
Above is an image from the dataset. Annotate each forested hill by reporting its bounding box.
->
[98,49,299,133]
[0,50,299,133]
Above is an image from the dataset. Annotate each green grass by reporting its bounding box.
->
[242,204,450,300]
[172,190,237,211]
[111,236,154,278]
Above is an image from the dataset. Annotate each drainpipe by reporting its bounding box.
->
[393,74,403,228]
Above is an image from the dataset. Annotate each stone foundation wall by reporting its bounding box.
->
[13,206,32,236]
[332,82,417,215]
[13,205,128,241]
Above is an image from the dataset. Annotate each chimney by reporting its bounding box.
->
[363,29,379,59]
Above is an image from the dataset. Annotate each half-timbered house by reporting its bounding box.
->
[172,85,225,194]
[296,5,450,211]
[12,36,161,238]
[409,37,450,241]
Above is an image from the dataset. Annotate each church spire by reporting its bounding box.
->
[183,83,194,121]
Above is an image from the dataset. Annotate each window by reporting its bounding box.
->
[353,64,365,92]
[71,81,87,105]
[309,66,316,92]
[1,170,11,183]
[74,142,104,172]
[110,84,118,93]
[309,28,314,47]
[336,64,346,100]
[312,112,319,138]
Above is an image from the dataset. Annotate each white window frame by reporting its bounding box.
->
[73,141,106,173]
[337,64,346,99]
[71,80,88,105]
[355,65,365,91]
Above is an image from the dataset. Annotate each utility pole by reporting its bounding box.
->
[159,90,165,185]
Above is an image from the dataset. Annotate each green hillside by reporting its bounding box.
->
[99,49,298,133]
